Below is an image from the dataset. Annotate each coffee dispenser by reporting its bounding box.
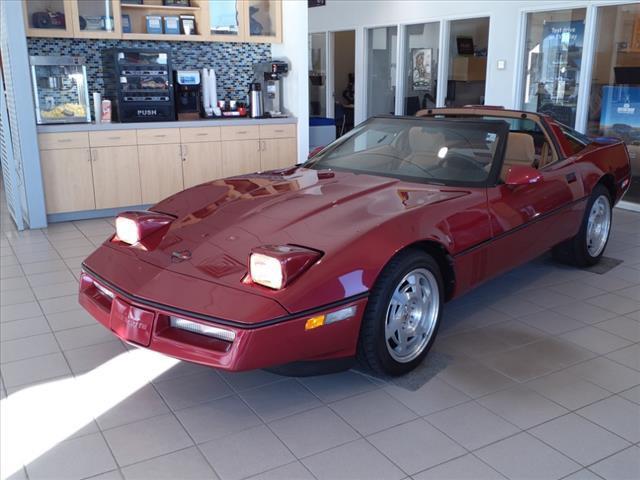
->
[174,70,201,120]
[252,60,289,117]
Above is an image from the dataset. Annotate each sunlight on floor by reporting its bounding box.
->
[0,348,179,480]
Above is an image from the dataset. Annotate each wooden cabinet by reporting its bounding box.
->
[221,139,261,177]
[91,145,141,209]
[260,138,296,171]
[182,142,223,188]
[40,147,95,213]
[38,121,296,215]
[23,0,281,43]
[138,143,184,204]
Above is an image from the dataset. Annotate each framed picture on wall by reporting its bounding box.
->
[411,48,433,91]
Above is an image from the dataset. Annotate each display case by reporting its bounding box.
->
[119,0,207,41]
[30,56,91,125]
[70,0,121,39]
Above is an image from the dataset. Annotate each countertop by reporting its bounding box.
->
[37,116,297,133]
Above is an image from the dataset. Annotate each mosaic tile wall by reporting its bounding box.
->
[27,38,271,102]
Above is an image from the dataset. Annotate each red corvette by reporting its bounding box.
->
[79,108,632,376]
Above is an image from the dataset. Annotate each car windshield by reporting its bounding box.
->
[306,117,508,186]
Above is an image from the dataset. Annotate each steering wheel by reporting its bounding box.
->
[438,154,486,174]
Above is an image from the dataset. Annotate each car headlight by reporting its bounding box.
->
[114,211,174,247]
[250,253,284,289]
[248,245,322,290]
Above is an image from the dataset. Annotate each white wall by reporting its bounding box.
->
[272,0,309,162]
[309,0,624,117]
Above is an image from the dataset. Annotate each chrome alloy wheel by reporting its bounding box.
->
[586,195,611,257]
[384,268,440,363]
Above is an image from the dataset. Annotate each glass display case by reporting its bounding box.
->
[29,56,91,124]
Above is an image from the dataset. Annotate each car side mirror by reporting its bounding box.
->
[308,146,324,159]
[504,165,542,187]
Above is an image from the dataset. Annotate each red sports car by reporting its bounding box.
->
[79,108,632,376]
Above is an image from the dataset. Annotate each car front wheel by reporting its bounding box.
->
[358,249,443,376]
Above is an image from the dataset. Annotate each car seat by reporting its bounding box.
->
[501,132,536,181]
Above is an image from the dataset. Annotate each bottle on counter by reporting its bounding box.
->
[101,99,112,123]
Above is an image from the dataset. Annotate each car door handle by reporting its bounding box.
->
[565,172,577,183]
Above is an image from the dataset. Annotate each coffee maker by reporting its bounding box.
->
[252,60,289,117]
[174,70,201,120]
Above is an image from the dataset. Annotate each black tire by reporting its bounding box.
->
[552,185,612,267]
[357,248,443,376]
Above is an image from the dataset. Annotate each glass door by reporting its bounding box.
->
[520,8,587,127]
[209,0,245,41]
[587,3,640,205]
[71,0,120,38]
[243,0,281,43]
[366,25,398,118]
[24,0,74,37]
[309,32,327,117]
[446,17,489,107]
[403,22,440,115]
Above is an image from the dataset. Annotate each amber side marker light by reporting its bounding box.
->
[304,306,357,331]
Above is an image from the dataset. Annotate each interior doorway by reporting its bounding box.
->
[333,30,355,137]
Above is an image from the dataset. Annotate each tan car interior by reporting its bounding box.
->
[501,131,556,181]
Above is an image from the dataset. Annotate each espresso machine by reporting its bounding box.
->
[174,70,201,120]
[252,60,289,117]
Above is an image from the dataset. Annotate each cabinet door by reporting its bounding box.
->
[91,146,141,209]
[24,0,75,38]
[207,0,247,42]
[40,148,95,213]
[221,139,261,177]
[70,0,121,39]
[260,138,297,171]
[138,144,184,204]
[182,142,223,188]
[242,0,281,43]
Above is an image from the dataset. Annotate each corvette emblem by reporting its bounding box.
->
[171,250,192,262]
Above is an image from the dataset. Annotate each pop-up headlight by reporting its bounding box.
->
[248,245,322,290]
[114,211,174,246]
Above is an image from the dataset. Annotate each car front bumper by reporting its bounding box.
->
[78,270,368,371]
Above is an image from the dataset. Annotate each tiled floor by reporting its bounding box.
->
[1,199,639,480]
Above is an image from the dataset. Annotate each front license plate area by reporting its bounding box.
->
[110,297,155,347]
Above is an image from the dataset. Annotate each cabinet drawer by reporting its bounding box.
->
[180,127,221,143]
[38,132,89,150]
[220,125,260,141]
[89,130,137,147]
[259,124,296,139]
[137,128,181,145]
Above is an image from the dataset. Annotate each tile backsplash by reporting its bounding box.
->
[27,38,271,102]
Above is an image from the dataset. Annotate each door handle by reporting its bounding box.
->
[565,172,577,184]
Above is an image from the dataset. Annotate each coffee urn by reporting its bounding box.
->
[249,82,263,118]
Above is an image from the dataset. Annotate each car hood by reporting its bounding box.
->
[106,168,468,290]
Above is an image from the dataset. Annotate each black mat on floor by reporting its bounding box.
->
[354,351,452,391]
[582,257,623,274]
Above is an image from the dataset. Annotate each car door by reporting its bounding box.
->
[484,135,586,280]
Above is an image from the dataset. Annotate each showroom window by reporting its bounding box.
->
[403,22,440,115]
[446,17,489,107]
[520,8,587,127]
[366,25,398,117]
[587,3,640,205]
